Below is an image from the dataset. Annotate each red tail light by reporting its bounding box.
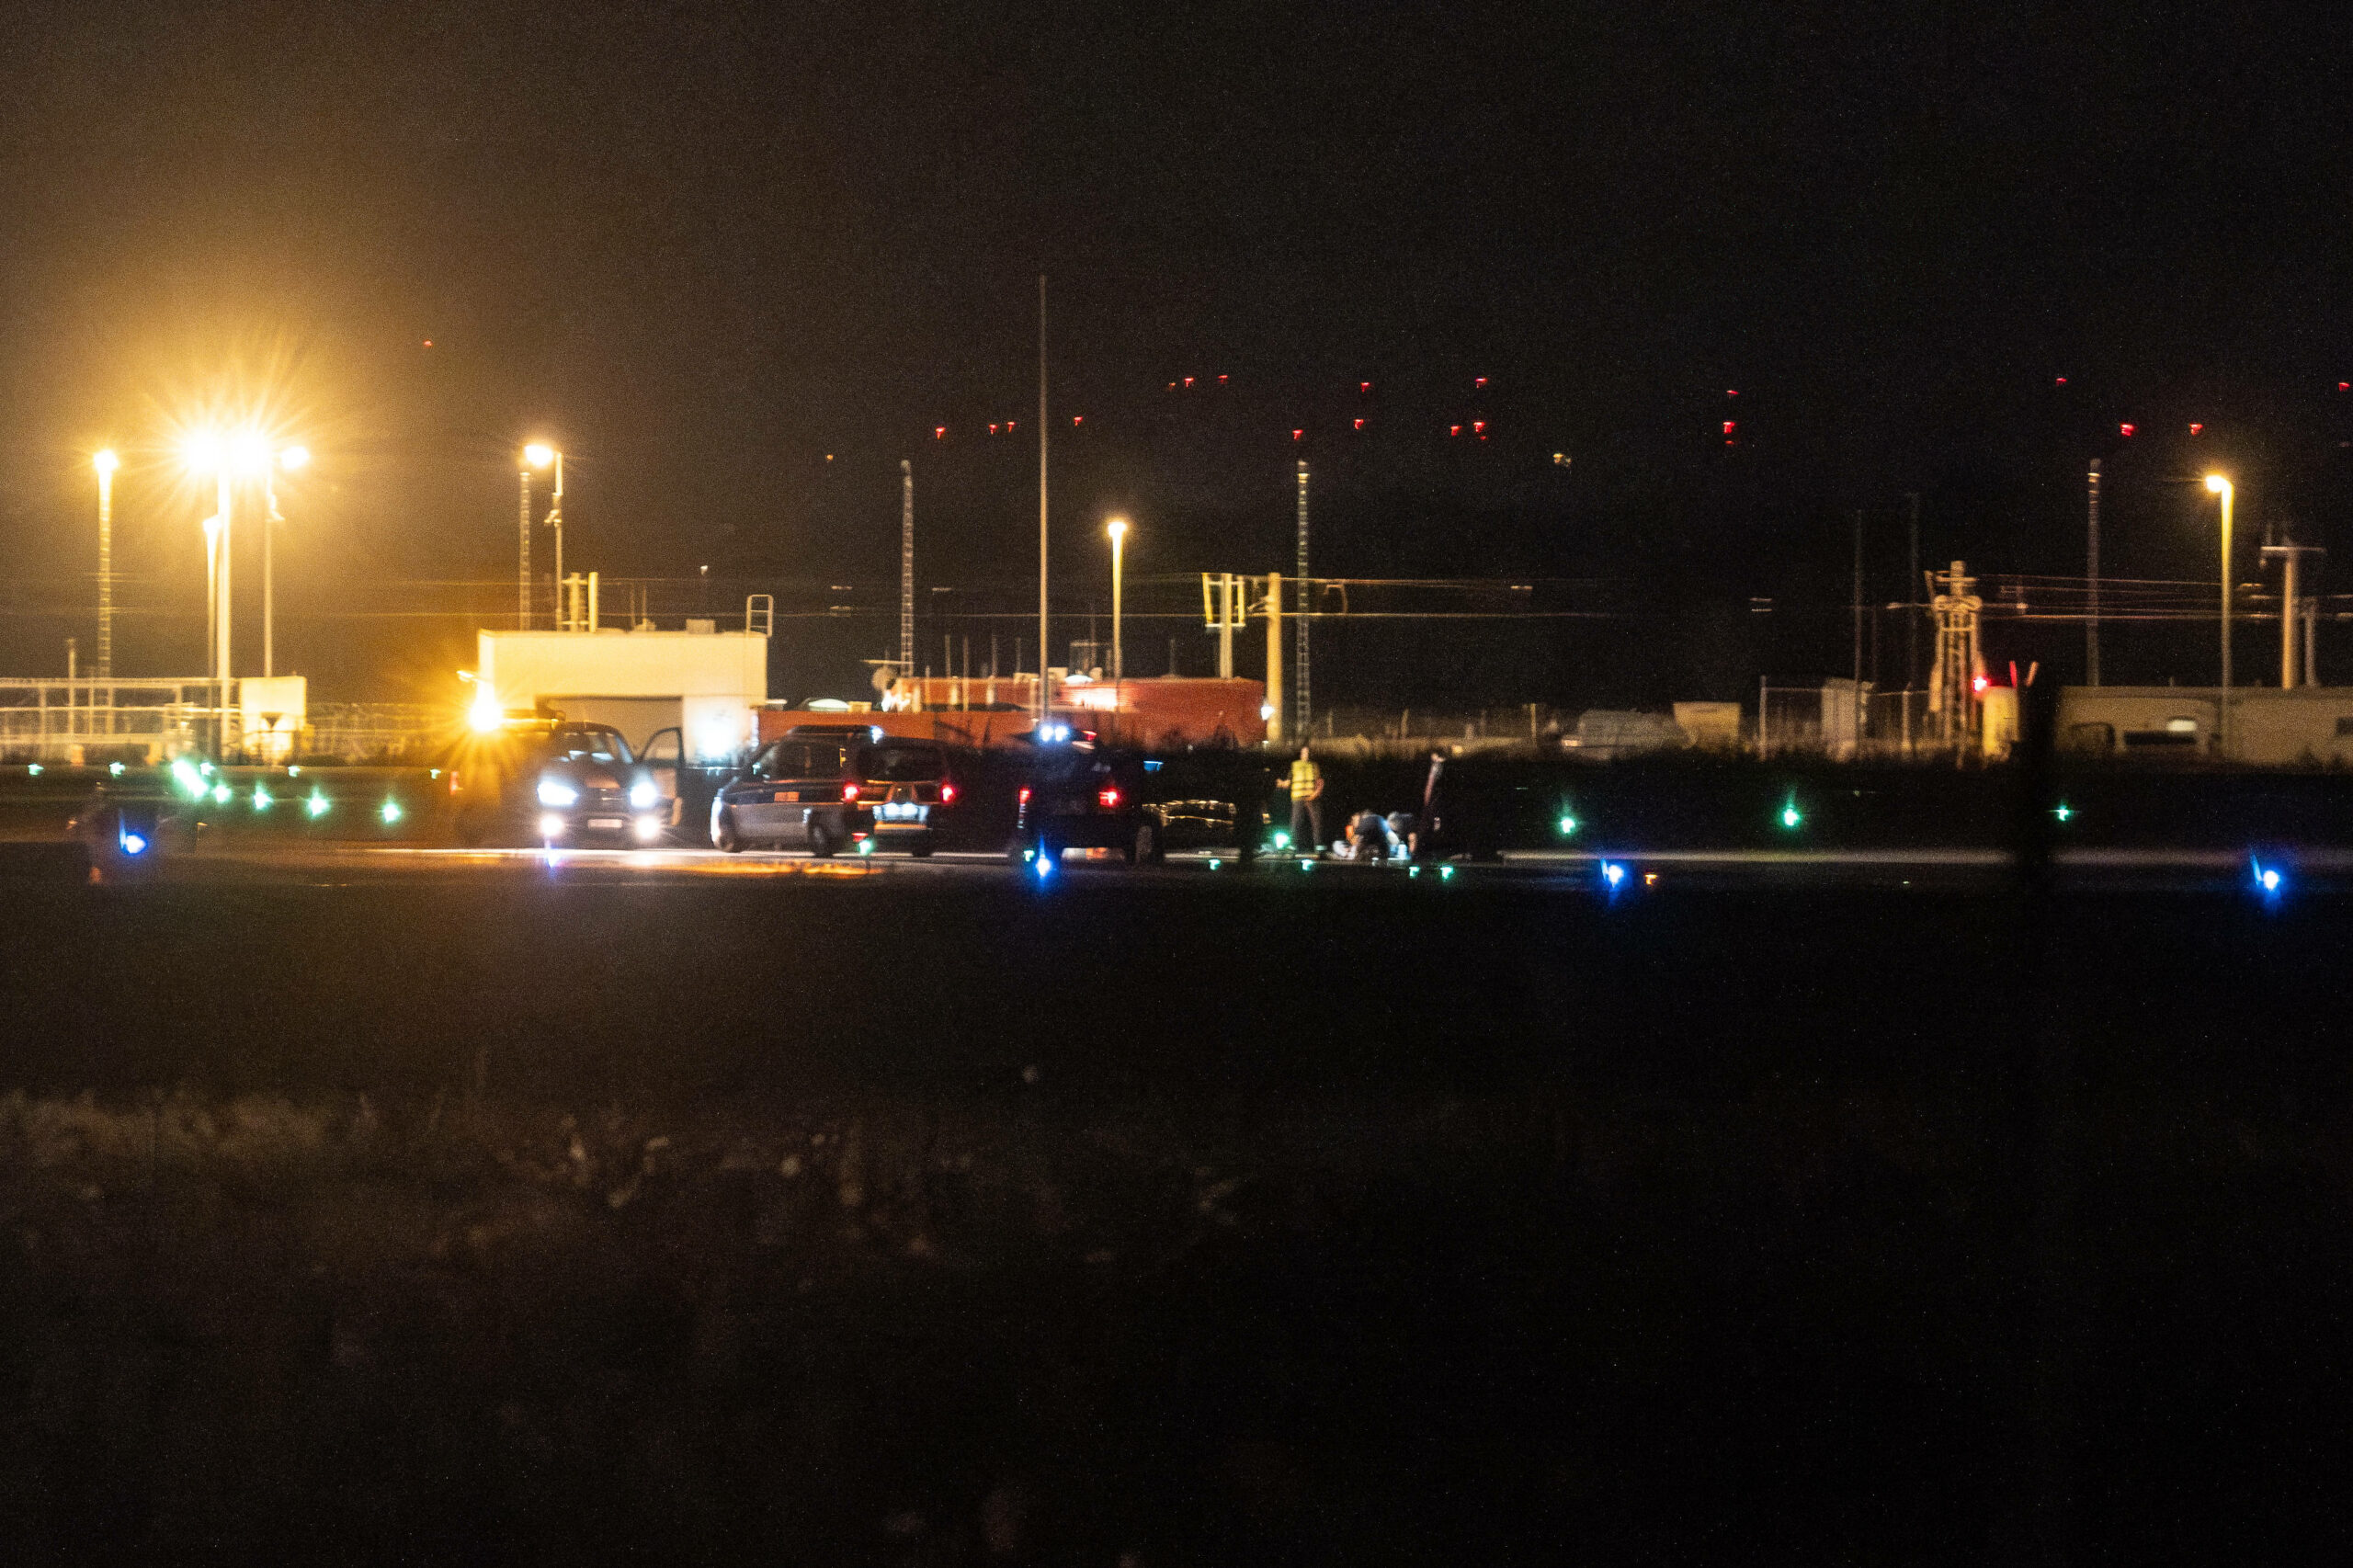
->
[1097,788,1121,809]
[449,769,460,795]
[841,782,860,802]
[940,782,958,803]
[1018,786,1031,805]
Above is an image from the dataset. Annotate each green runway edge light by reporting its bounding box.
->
[1557,812,1578,836]
[2054,801,2074,823]
[305,790,331,819]
[1779,798,1803,830]
[380,799,402,825]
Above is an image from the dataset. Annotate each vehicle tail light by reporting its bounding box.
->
[1097,788,1121,809]
[940,782,958,803]
[841,782,860,802]
[1018,786,1031,805]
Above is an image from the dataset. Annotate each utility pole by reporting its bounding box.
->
[1037,274,1050,720]
[1217,573,1239,678]
[2261,540,2325,688]
[1295,461,1311,738]
[2085,460,2102,686]
[1928,560,1982,750]
[1852,508,1864,685]
[1905,491,1920,690]
[1265,572,1284,745]
[899,460,915,676]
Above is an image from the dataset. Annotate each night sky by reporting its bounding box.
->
[4,1,2350,709]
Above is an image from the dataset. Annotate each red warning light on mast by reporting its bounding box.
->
[2120,423,2134,437]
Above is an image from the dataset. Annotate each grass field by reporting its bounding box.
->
[0,867,2346,1562]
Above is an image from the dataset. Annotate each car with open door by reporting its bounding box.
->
[449,720,670,847]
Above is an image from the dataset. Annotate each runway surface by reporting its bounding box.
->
[124,837,2349,894]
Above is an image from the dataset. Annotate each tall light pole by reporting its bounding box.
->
[2207,473,2234,759]
[93,450,118,683]
[1037,274,1050,716]
[183,433,235,751]
[525,444,562,627]
[264,444,308,677]
[1106,517,1129,685]
[517,460,534,629]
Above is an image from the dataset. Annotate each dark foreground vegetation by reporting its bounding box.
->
[0,869,2347,1562]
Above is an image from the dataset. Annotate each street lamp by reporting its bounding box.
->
[523,443,563,629]
[264,444,308,677]
[183,431,237,751]
[92,450,118,683]
[2207,473,2234,758]
[1106,517,1129,684]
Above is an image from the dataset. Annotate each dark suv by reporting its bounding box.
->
[857,739,959,856]
[1010,738,1273,864]
[710,725,881,856]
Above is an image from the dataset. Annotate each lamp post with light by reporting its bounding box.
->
[1106,516,1129,686]
[264,444,309,677]
[181,433,235,750]
[93,450,118,683]
[524,444,562,628]
[2207,473,2234,759]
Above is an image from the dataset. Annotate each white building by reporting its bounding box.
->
[476,626,767,760]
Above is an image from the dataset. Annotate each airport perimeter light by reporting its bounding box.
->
[2207,473,2234,756]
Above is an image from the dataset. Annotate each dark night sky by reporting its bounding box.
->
[3,1,2351,707]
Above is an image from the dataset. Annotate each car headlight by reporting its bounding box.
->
[537,779,579,808]
[629,780,659,811]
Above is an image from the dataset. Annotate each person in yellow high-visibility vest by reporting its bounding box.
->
[1283,744,1325,856]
